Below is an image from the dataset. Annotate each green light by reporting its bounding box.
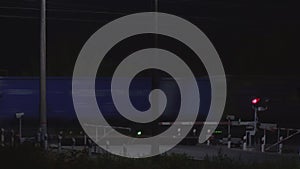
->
[137,131,142,136]
[214,130,222,134]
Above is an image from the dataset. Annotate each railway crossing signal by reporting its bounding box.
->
[251,98,261,105]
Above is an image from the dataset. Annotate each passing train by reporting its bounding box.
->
[0,76,300,139]
[0,76,211,128]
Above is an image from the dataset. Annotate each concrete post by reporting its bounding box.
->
[227,118,231,149]
[123,144,127,156]
[69,131,73,150]
[58,131,62,153]
[279,136,283,154]
[1,128,4,147]
[37,128,41,147]
[193,129,196,137]
[95,127,98,143]
[177,128,181,137]
[261,137,265,152]
[206,138,210,146]
[243,135,247,151]
[227,134,231,149]
[72,137,76,151]
[206,129,211,146]
[44,133,48,151]
[106,140,110,151]
[10,129,14,147]
[88,139,92,156]
[18,117,22,144]
[261,129,266,152]
[84,134,87,149]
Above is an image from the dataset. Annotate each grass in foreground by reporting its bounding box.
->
[0,144,299,169]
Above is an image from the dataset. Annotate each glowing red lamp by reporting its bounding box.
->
[251,98,260,104]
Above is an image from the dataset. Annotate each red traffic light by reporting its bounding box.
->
[251,98,261,104]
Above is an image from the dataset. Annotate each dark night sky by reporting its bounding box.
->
[0,0,300,77]
[0,0,300,127]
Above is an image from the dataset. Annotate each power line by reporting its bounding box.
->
[2,5,294,24]
[0,14,37,20]
[0,6,129,15]
[0,6,39,11]
[0,14,109,23]
[0,5,218,23]
[0,5,129,23]
[46,0,151,12]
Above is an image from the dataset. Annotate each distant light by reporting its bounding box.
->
[214,130,222,134]
[251,98,260,104]
[137,131,142,136]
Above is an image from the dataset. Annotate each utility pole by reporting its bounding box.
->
[151,0,160,155]
[40,0,47,146]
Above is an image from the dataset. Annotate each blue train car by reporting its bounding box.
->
[0,77,212,129]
